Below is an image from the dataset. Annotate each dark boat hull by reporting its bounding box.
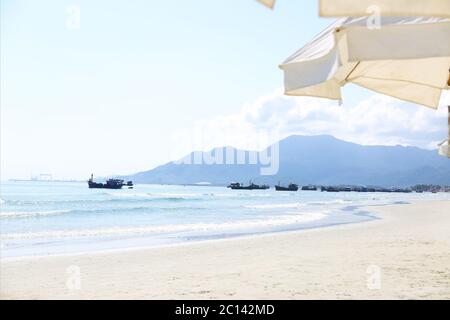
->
[88,181,123,189]
[230,186,270,190]
[275,186,299,192]
[229,183,270,190]
[88,175,133,190]
[301,186,318,191]
[321,186,340,192]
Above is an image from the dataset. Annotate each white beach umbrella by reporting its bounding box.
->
[279,16,450,109]
[256,0,276,9]
[439,140,450,157]
[319,0,450,18]
[438,106,450,158]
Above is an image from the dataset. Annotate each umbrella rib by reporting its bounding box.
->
[356,75,447,90]
[285,91,341,100]
[344,61,361,82]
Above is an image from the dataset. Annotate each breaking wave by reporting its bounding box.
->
[0,205,209,219]
[0,210,71,218]
[309,199,353,205]
[244,203,306,209]
[1,212,327,240]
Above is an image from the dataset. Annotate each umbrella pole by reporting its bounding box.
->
[448,106,450,144]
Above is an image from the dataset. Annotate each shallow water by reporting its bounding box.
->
[1,181,449,258]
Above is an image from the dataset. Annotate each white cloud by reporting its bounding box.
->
[170,89,450,154]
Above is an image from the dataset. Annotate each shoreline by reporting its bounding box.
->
[1,200,384,262]
[1,200,450,299]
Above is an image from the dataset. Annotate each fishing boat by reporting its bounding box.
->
[88,174,133,189]
[321,186,340,192]
[275,183,299,192]
[301,185,318,191]
[228,182,270,190]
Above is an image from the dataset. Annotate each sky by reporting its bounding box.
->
[1,0,449,180]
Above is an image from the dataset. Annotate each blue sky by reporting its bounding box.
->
[1,0,448,180]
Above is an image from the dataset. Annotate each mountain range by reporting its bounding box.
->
[121,135,450,187]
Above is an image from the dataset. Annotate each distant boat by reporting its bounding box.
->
[88,174,133,189]
[321,186,340,192]
[318,185,413,193]
[228,182,270,190]
[275,183,299,192]
[301,185,318,191]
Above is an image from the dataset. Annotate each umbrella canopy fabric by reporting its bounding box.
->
[439,141,450,157]
[279,16,450,109]
[256,0,276,9]
[439,106,450,158]
[320,0,450,18]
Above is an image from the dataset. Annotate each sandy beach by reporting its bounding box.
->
[1,200,450,300]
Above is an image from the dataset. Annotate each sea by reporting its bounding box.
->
[1,181,449,258]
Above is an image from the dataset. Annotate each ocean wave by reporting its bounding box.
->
[108,192,202,198]
[0,205,210,219]
[209,193,234,197]
[237,193,272,198]
[0,210,71,218]
[309,199,352,205]
[107,192,205,201]
[1,212,327,240]
[244,203,305,210]
[3,199,106,205]
[1,191,274,206]
[3,195,203,206]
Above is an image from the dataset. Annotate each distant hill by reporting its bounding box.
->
[121,135,450,187]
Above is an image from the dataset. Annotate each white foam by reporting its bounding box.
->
[1,212,327,241]
[0,210,70,218]
[209,193,234,197]
[310,199,352,205]
[245,203,305,209]
[108,192,203,199]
